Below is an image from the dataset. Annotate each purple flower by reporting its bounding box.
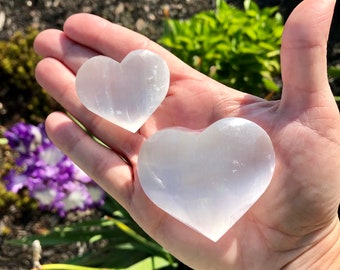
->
[4,122,105,216]
[86,184,106,207]
[61,181,89,213]
[4,170,28,193]
[32,185,59,208]
[5,122,42,154]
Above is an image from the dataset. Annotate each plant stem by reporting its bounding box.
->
[41,264,114,270]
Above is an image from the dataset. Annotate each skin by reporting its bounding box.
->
[34,0,340,269]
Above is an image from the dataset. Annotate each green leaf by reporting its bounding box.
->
[43,257,175,270]
[244,0,251,11]
[41,264,114,270]
[328,66,340,78]
[258,42,276,51]
[125,257,173,270]
[6,218,119,246]
[262,78,280,92]
[244,28,257,40]
[65,244,150,268]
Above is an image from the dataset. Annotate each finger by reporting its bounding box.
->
[280,0,337,111]
[34,29,98,73]
[45,112,133,208]
[35,57,143,162]
[62,13,197,81]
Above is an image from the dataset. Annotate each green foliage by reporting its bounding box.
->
[158,0,283,96]
[7,196,178,270]
[329,65,340,103]
[0,28,59,125]
[329,66,340,79]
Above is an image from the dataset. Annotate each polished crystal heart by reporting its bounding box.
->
[137,117,275,242]
[76,50,170,132]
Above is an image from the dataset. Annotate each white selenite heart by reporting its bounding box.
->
[76,50,170,132]
[137,117,275,242]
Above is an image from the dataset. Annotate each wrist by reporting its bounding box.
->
[283,218,340,270]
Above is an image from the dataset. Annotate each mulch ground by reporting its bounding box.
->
[0,0,214,41]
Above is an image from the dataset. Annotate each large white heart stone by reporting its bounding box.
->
[137,117,275,242]
[76,50,170,132]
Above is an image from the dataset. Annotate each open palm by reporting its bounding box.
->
[34,0,340,269]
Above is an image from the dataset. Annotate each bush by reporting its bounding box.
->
[158,0,283,97]
[0,28,60,126]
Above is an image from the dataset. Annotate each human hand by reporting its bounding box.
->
[34,0,340,269]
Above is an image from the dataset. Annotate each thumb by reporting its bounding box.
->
[279,0,336,111]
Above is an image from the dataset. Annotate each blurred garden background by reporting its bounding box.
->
[0,0,339,269]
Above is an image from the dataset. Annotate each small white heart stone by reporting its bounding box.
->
[76,50,170,132]
[137,117,275,242]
